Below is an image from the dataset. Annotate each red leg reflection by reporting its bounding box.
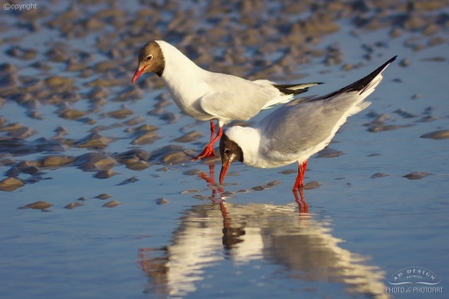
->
[293,187,309,213]
[198,163,224,201]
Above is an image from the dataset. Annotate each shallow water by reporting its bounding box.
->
[1,1,449,299]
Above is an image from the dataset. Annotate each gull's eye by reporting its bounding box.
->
[224,148,231,155]
[146,54,153,61]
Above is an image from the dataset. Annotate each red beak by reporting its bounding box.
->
[219,161,230,185]
[131,65,146,84]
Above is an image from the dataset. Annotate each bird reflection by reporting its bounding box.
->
[138,201,389,298]
[198,163,309,213]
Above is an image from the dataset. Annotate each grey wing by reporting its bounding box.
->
[257,94,360,157]
[257,55,396,156]
[199,74,281,123]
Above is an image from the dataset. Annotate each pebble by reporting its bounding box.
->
[279,169,297,175]
[156,198,169,205]
[95,193,111,200]
[74,152,117,171]
[110,86,144,102]
[160,112,179,124]
[89,86,110,99]
[41,155,75,167]
[74,133,115,148]
[94,170,119,179]
[420,130,449,140]
[403,171,430,180]
[192,194,210,200]
[102,200,120,208]
[64,202,84,209]
[123,116,145,126]
[368,124,413,132]
[131,131,161,145]
[316,147,344,158]
[180,189,202,194]
[371,172,389,179]
[18,201,52,210]
[5,166,21,177]
[303,181,322,190]
[183,169,202,175]
[106,108,134,119]
[162,150,190,164]
[264,180,282,188]
[0,177,25,191]
[126,161,150,171]
[59,109,85,120]
[394,108,417,118]
[45,76,75,88]
[171,131,204,142]
[117,176,139,185]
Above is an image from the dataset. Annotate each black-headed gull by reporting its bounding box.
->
[219,56,396,191]
[131,40,322,160]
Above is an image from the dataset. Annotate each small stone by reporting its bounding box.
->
[95,193,111,200]
[19,201,52,210]
[251,185,265,191]
[279,169,297,175]
[102,200,120,208]
[162,150,189,164]
[420,130,449,140]
[303,181,322,190]
[180,189,202,194]
[316,147,344,158]
[126,161,150,171]
[0,177,25,191]
[74,152,117,171]
[131,131,161,145]
[59,109,85,120]
[45,76,74,87]
[368,124,413,132]
[116,176,138,186]
[183,169,202,175]
[94,170,119,179]
[264,180,282,188]
[41,155,75,167]
[403,171,430,180]
[171,131,204,142]
[156,198,169,205]
[64,202,83,209]
[106,108,134,119]
[371,172,388,179]
[399,59,411,67]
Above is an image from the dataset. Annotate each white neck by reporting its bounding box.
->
[156,41,208,108]
[226,126,263,167]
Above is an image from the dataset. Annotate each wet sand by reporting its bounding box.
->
[1,1,449,299]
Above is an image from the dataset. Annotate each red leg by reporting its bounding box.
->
[209,121,215,143]
[192,126,223,161]
[292,160,308,191]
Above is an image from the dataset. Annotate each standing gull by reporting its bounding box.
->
[132,40,321,160]
[219,56,397,191]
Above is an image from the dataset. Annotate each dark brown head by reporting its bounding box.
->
[131,41,165,83]
[219,133,244,185]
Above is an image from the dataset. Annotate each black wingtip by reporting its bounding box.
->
[321,56,397,99]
